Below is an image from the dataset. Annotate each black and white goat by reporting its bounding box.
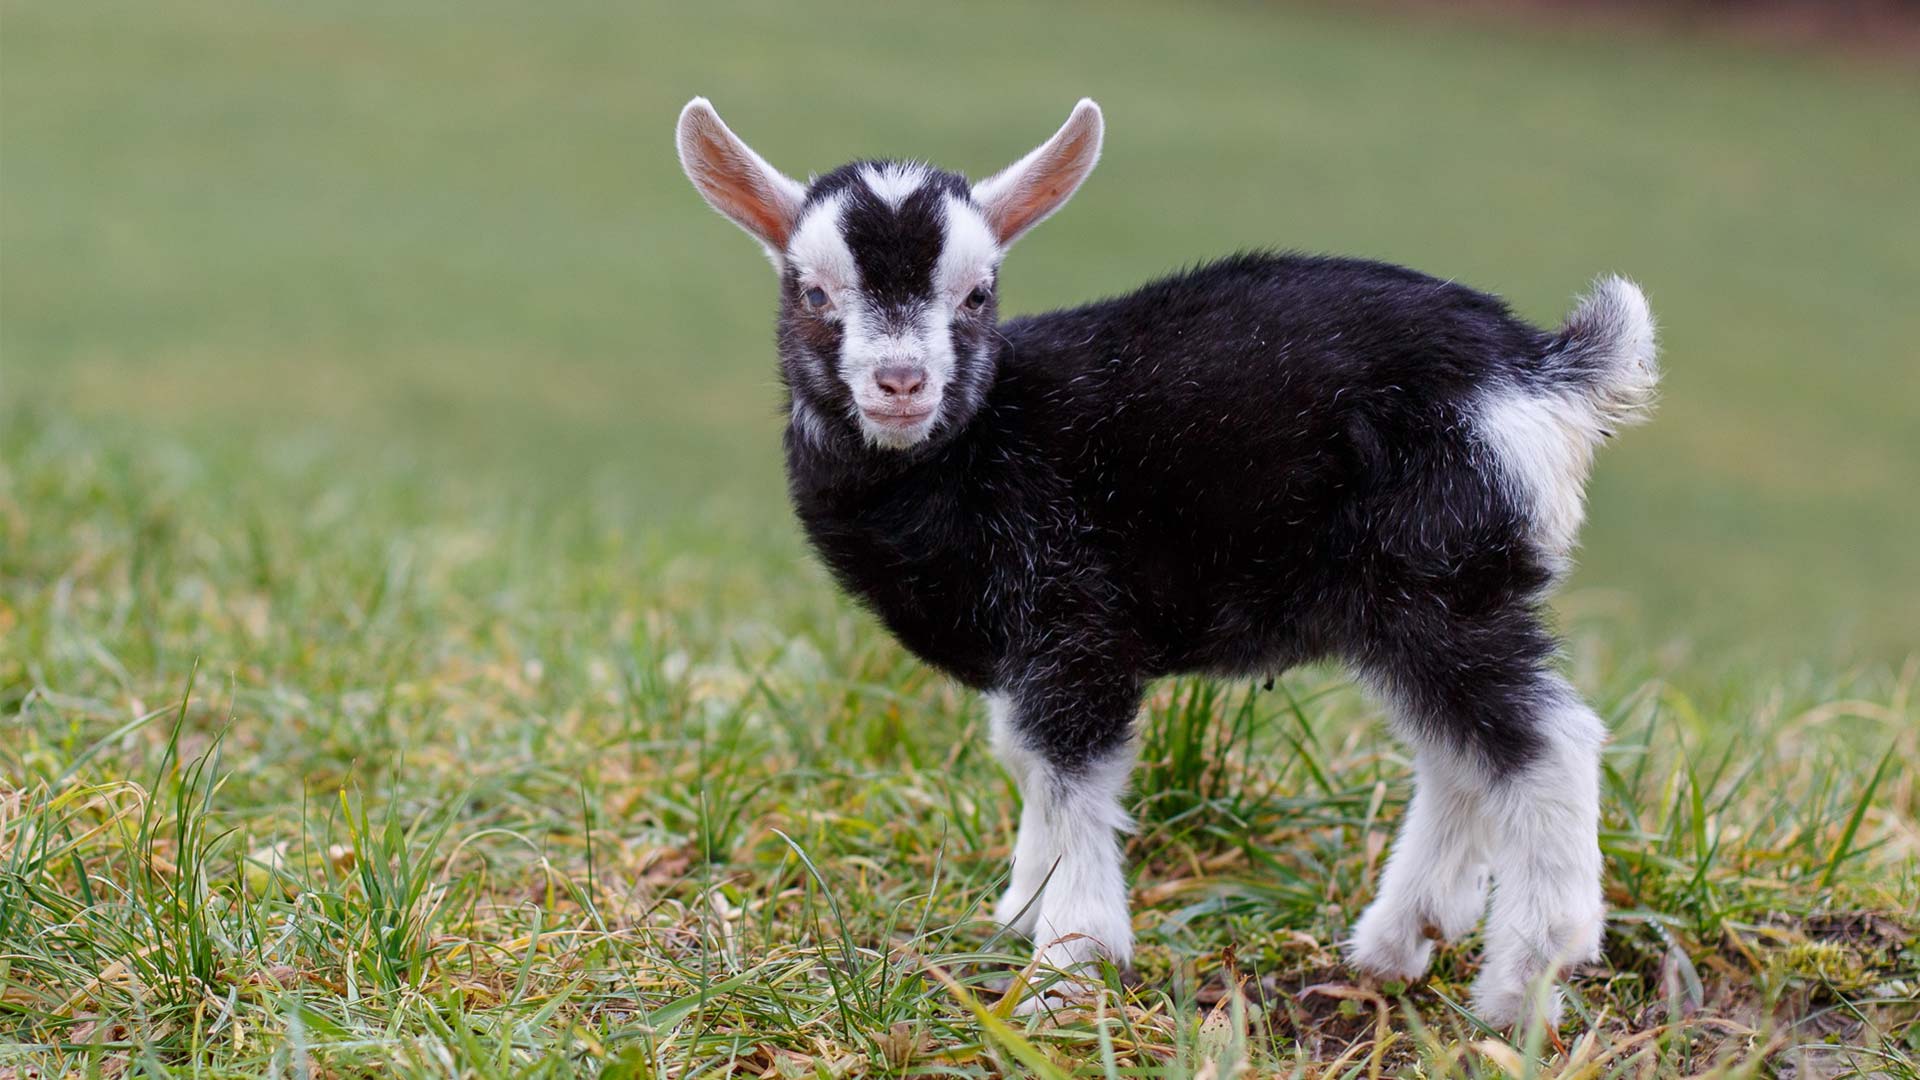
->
[676,98,1658,1027]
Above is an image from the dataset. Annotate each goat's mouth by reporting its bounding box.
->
[859,406,935,430]
[856,401,940,449]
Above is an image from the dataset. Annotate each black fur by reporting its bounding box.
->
[777,166,1608,778]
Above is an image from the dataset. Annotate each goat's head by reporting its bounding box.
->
[677,98,1103,451]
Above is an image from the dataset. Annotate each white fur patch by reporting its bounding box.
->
[1476,388,1605,558]
[1572,277,1660,427]
[1477,277,1660,561]
[840,301,956,449]
[860,162,929,210]
[1347,744,1493,979]
[936,195,1000,304]
[1471,684,1607,1028]
[1028,749,1136,974]
[1348,675,1607,1029]
[989,693,1046,936]
[987,694,1137,976]
[784,192,857,293]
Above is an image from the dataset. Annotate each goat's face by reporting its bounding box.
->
[777,165,999,450]
[677,99,1103,451]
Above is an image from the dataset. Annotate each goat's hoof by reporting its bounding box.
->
[1346,906,1435,982]
[1470,908,1600,1030]
[1469,969,1564,1032]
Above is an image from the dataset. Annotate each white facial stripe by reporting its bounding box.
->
[841,303,955,393]
[860,162,929,210]
[785,192,857,292]
[937,195,1001,302]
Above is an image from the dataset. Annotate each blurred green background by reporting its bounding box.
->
[5,0,1916,665]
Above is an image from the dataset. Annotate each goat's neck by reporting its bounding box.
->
[788,427,960,489]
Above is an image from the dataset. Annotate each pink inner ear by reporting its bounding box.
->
[986,123,1098,245]
[689,127,793,248]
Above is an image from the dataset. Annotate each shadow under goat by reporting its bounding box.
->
[675,97,1659,1029]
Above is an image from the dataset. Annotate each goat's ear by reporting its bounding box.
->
[677,98,807,257]
[972,99,1103,248]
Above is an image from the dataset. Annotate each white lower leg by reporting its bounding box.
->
[1349,747,1492,980]
[988,693,1046,935]
[1029,756,1136,975]
[1010,744,1137,984]
[986,691,1138,1013]
[996,793,1049,935]
[1473,692,1607,1029]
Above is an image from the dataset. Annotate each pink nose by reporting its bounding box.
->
[874,365,928,398]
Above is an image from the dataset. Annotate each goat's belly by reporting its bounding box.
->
[866,594,1000,690]
[1142,595,1327,680]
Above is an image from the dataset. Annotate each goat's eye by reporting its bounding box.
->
[964,285,991,311]
[802,286,830,311]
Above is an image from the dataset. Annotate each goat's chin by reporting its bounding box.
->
[857,408,940,450]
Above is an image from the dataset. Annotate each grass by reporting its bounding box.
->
[2,411,1914,1076]
[2,0,1917,1075]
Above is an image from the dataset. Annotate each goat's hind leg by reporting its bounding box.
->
[1351,609,1607,1029]
[1470,675,1607,1028]
[1347,739,1493,981]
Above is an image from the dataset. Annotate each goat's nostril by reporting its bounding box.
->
[874,365,928,398]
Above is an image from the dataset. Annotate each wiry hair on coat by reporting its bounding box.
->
[676,97,1659,1029]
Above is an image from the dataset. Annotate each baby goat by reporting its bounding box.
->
[676,98,1658,1028]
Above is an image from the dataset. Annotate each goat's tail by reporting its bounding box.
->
[1543,276,1661,432]
[1479,278,1659,558]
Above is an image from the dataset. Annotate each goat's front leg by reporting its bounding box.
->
[987,692,1046,937]
[988,677,1141,1005]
